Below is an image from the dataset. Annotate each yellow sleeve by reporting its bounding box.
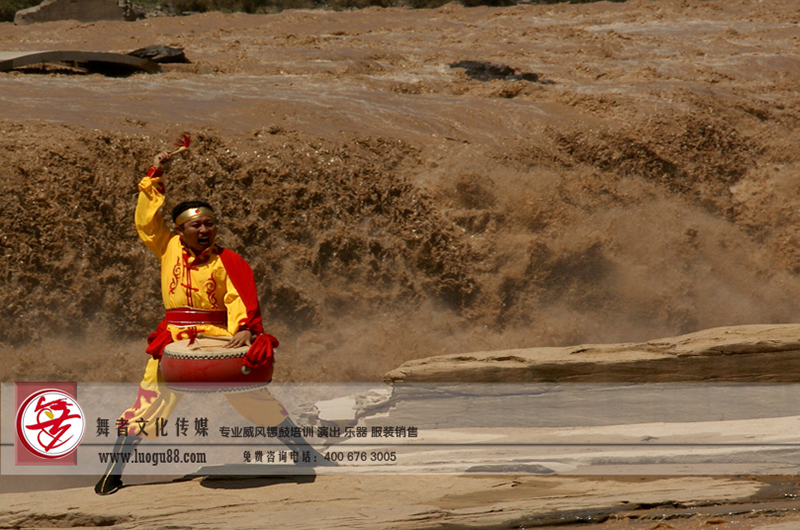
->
[224,274,249,336]
[135,170,172,261]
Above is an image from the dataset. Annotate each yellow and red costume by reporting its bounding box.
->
[121,168,288,437]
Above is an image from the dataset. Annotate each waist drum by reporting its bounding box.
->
[161,338,273,393]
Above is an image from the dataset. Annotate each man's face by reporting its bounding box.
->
[177,215,216,254]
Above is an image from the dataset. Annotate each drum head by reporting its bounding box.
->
[163,337,249,358]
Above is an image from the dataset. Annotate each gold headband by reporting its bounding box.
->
[175,207,216,226]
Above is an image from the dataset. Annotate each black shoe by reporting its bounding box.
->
[94,473,123,495]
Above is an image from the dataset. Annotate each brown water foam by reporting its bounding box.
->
[2,115,800,384]
[1,0,800,382]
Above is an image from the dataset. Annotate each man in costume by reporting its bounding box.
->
[96,151,320,495]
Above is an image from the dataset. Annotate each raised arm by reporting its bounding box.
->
[135,151,173,261]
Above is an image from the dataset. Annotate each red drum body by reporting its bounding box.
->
[160,338,273,393]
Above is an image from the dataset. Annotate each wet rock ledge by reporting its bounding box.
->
[384,324,800,383]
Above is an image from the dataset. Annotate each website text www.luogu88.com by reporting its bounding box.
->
[98,448,207,467]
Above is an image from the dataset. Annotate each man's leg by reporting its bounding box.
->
[94,435,141,495]
[116,358,184,437]
[95,358,183,495]
[224,385,289,425]
[225,388,335,466]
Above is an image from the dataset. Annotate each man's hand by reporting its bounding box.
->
[225,329,252,349]
[153,151,172,169]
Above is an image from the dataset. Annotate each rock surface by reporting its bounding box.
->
[0,474,784,530]
[14,0,137,25]
[385,324,800,383]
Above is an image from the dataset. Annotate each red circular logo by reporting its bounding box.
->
[15,389,86,459]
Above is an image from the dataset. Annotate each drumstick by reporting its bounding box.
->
[170,133,191,156]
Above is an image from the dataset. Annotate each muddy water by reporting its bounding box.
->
[0,72,572,146]
[1,0,800,386]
